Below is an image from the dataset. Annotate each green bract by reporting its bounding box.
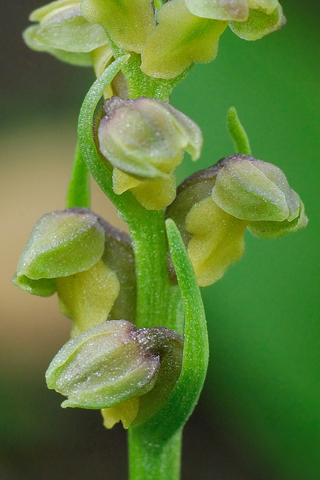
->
[98,96,202,209]
[23,0,109,66]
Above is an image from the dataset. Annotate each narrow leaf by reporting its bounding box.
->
[131,219,209,442]
[77,55,130,202]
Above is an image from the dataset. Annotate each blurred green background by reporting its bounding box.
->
[1,1,319,479]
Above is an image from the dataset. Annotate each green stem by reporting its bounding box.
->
[124,209,184,334]
[128,427,182,480]
[77,58,184,334]
[66,143,90,209]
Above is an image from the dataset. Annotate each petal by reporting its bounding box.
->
[229,4,286,41]
[186,197,247,286]
[141,0,228,79]
[185,0,248,21]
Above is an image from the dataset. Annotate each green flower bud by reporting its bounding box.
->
[23,0,109,66]
[166,163,247,286]
[98,96,202,209]
[46,320,183,428]
[140,0,228,79]
[81,0,156,54]
[13,208,136,336]
[166,155,307,286]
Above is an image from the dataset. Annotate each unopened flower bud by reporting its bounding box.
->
[15,208,105,281]
[141,0,228,79]
[167,163,247,286]
[98,96,202,209]
[81,0,156,54]
[46,320,184,428]
[166,154,307,286]
[13,208,136,336]
[23,0,109,66]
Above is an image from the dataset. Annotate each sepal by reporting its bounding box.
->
[211,154,300,222]
[185,0,248,21]
[81,0,155,53]
[23,1,109,66]
[16,208,105,280]
[46,321,184,428]
[229,4,286,40]
[12,274,57,297]
[46,320,160,409]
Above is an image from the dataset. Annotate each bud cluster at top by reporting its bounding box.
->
[23,0,286,79]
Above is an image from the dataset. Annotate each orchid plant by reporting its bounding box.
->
[14,0,307,478]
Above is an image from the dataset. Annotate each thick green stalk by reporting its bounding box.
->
[128,427,182,480]
[124,209,184,333]
[66,143,90,209]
